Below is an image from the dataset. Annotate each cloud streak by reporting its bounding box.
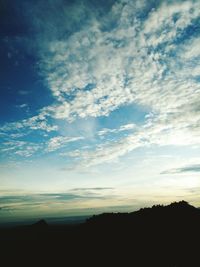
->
[162,164,200,174]
[47,136,84,152]
[0,188,116,217]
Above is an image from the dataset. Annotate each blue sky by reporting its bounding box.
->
[1,0,200,223]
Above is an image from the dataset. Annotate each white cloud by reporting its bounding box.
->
[1,114,58,133]
[66,130,147,167]
[17,104,28,108]
[47,136,84,152]
[119,123,136,131]
[180,37,200,59]
[65,117,200,168]
[98,123,136,136]
[2,0,200,165]
[1,140,42,158]
[143,1,200,46]
[35,0,200,127]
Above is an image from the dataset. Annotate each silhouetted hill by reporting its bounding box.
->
[31,219,48,229]
[86,200,199,225]
[1,201,200,267]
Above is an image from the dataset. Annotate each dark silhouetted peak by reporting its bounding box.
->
[86,200,199,226]
[138,201,195,213]
[167,200,194,209]
[32,219,48,228]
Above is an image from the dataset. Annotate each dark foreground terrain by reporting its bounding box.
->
[1,201,200,266]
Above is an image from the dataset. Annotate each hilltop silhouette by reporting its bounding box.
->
[1,201,200,266]
[32,219,48,229]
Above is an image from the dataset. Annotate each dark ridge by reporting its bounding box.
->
[86,200,198,224]
[31,219,48,228]
[1,201,200,267]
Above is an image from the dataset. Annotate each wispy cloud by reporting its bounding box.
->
[0,189,116,215]
[1,140,42,158]
[71,187,114,192]
[162,164,200,174]
[47,136,84,152]
[16,103,28,109]
[98,123,135,136]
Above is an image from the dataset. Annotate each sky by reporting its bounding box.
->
[0,0,200,223]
